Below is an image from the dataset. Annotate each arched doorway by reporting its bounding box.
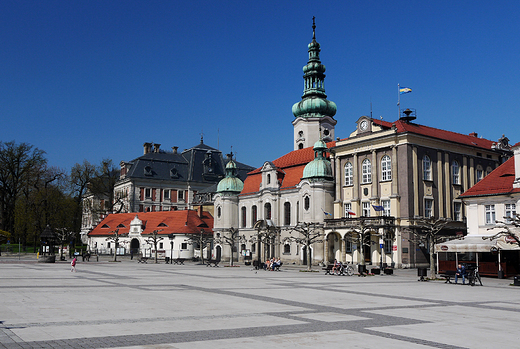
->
[215,245,222,261]
[327,232,342,263]
[130,238,140,257]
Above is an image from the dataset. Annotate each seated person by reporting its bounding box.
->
[332,259,340,273]
[455,263,466,284]
[271,258,281,270]
[264,259,271,270]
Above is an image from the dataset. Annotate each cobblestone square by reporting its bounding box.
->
[1,259,518,348]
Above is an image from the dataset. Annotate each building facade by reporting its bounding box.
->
[87,209,213,259]
[326,115,512,268]
[213,21,336,266]
[81,139,254,243]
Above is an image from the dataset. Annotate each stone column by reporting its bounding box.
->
[444,153,451,219]
[412,146,419,217]
[437,151,444,217]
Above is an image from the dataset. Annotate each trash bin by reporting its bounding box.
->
[417,268,427,277]
[514,276,520,286]
[498,270,505,279]
[358,265,367,274]
[372,268,380,275]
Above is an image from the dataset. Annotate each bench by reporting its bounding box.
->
[206,259,220,267]
[173,258,185,265]
[440,270,456,283]
[322,264,334,275]
[272,262,283,271]
[137,257,148,264]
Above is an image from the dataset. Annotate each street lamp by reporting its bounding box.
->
[168,234,175,264]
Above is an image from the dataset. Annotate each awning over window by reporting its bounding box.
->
[435,235,520,253]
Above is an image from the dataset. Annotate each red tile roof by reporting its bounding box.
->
[393,120,496,150]
[88,210,213,237]
[241,141,335,195]
[460,157,520,197]
[368,118,499,150]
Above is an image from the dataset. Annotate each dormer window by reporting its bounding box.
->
[170,168,179,179]
[144,166,152,176]
[117,224,126,228]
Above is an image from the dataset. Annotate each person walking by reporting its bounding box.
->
[71,256,77,272]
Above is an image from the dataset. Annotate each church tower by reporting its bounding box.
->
[292,17,337,150]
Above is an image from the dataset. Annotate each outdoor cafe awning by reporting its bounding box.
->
[435,234,520,253]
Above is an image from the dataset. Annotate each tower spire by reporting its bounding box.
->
[312,16,316,41]
[291,18,337,150]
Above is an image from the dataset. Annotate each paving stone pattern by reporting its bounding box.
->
[0,259,518,348]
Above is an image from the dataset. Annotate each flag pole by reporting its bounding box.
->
[397,83,400,120]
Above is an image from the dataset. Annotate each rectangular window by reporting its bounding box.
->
[424,199,433,218]
[362,202,370,217]
[181,242,188,250]
[505,204,516,223]
[382,200,391,216]
[485,205,495,224]
[384,232,393,254]
[164,190,170,200]
[454,202,462,221]
[345,240,353,253]
[178,190,184,201]
[145,188,151,199]
[344,203,353,218]
[159,242,163,249]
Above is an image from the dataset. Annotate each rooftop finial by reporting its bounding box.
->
[312,16,316,40]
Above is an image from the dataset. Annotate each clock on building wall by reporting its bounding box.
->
[360,120,368,131]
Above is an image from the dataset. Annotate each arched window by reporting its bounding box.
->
[251,205,257,226]
[304,196,310,211]
[267,174,271,184]
[241,206,247,228]
[284,202,291,226]
[381,155,391,181]
[217,206,221,218]
[284,244,291,254]
[344,162,353,186]
[452,160,460,184]
[476,165,484,182]
[486,166,493,176]
[423,155,432,180]
[362,159,371,183]
[264,202,271,220]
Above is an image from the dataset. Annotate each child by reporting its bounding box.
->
[71,257,77,272]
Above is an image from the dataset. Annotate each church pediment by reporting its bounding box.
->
[261,161,277,172]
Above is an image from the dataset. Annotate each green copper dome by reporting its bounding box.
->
[292,18,337,119]
[302,139,333,181]
[216,160,244,195]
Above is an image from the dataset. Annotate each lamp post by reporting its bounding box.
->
[168,234,174,264]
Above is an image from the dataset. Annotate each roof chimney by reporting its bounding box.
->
[153,143,161,153]
[143,142,152,155]
[172,146,178,154]
[469,132,478,137]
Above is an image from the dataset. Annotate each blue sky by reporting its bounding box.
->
[1,1,519,172]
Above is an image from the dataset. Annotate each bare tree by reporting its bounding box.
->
[215,227,246,266]
[144,229,164,263]
[0,141,46,236]
[250,220,280,268]
[408,217,452,279]
[484,214,520,247]
[284,222,324,271]
[186,229,214,264]
[105,229,125,262]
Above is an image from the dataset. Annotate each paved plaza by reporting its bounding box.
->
[1,256,519,349]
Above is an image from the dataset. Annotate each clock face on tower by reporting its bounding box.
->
[360,120,368,131]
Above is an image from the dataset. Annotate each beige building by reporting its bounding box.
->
[325,113,511,268]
